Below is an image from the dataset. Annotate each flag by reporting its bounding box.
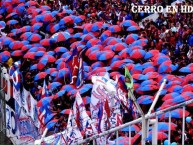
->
[46,119,58,130]
[30,95,40,127]
[64,110,83,145]
[66,47,79,85]
[38,105,52,128]
[41,79,49,99]
[76,55,84,88]
[124,67,134,91]
[73,92,97,137]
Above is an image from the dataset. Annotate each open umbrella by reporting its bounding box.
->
[0,51,10,62]
[34,72,47,81]
[146,132,168,141]
[159,109,190,119]
[121,20,138,27]
[48,82,62,90]
[51,32,70,42]
[125,34,139,45]
[7,19,18,25]
[130,49,146,59]
[88,50,115,61]
[9,41,23,50]
[121,124,140,132]
[137,95,154,104]
[31,22,43,31]
[162,92,180,101]
[108,25,121,33]
[127,26,140,31]
[28,33,42,42]
[24,52,35,59]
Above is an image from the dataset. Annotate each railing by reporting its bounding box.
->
[78,99,193,145]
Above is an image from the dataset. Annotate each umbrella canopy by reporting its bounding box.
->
[121,20,138,27]
[137,95,154,104]
[130,49,146,59]
[31,22,43,31]
[127,26,140,31]
[34,72,47,81]
[157,122,177,132]
[159,109,190,119]
[88,50,115,61]
[28,33,42,42]
[113,136,130,145]
[7,19,18,25]
[147,132,168,141]
[121,124,140,132]
[0,51,10,62]
[48,82,62,90]
[125,34,139,45]
[108,25,121,33]
[51,32,70,42]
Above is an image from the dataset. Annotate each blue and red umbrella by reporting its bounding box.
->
[108,25,121,33]
[54,47,68,54]
[74,15,85,24]
[121,124,140,132]
[9,41,23,50]
[0,21,6,29]
[0,51,10,62]
[162,92,180,101]
[137,95,154,104]
[34,72,47,81]
[57,68,69,79]
[37,95,55,107]
[51,32,70,42]
[28,33,42,42]
[121,20,138,27]
[40,38,55,46]
[131,38,148,47]
[88,50,115,61]
[127,26,140,31]
[59,16,74,25]
[24,52,35,59]
[130,49,146,60]
[147,132,168,141]
[6,19,18,25]
[11,50,23,57]
[125,34,139,45]
[100,30,112,42]
[48,82,62,90]
[112,43,127,52]
[159,109,190,119]
[20,32,33,40]
[45,68,57,74]
[50,23,60,33]
[144,50,160,60]
[31,22,43,31]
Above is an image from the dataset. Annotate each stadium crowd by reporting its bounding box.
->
[0,0,193,144]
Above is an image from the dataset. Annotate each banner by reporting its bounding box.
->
[6,104,18,138]
[21,87,31,115]
[18,110,40,144]
[30,95,39,128]
[13,85,22,107]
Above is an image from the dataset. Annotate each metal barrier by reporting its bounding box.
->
[0,66,9,144]
[78,99,193,145]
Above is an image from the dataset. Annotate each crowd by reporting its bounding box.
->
[0,0,193,144]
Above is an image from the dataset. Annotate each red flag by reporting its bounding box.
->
[66,47,79,85]
[105,99,111,118]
